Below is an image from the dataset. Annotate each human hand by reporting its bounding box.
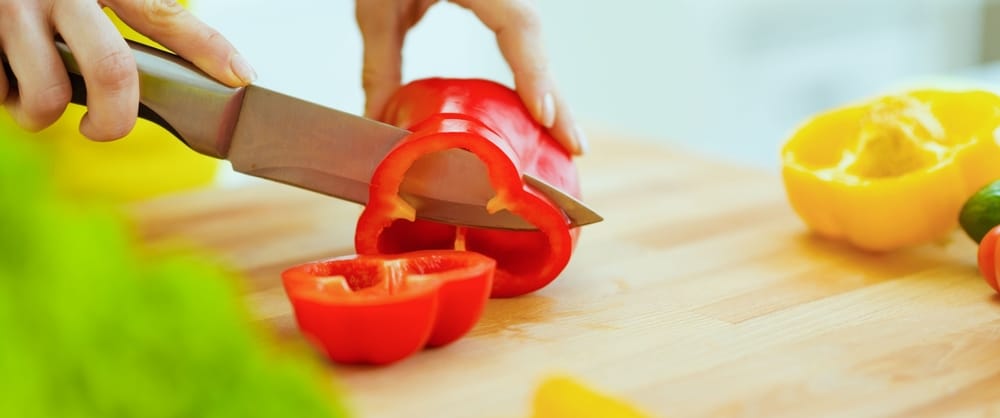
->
[355,0,588,155]
[0,0,256,141]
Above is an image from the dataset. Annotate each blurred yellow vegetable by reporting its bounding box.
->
[781,89,1000,251]
[529,375,655,418]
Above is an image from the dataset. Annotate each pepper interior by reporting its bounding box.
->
[307,254,484,295]
[785,93,980,184]
[841,96,947,179]
[379,150,550,277]
[308,259,388,293]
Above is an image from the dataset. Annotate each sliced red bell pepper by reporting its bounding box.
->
[281,250,495,365]
[356,78,581,298]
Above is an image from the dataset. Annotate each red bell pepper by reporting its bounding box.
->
[281,250,495,365]
[356,78,581,298]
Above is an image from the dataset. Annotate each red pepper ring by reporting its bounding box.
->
[281,250,495,365]
[356,78,581,298]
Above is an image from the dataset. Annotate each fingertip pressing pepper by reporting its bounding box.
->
[781,89,1000,252]
[355,78,581,297]
[281,250,495,365]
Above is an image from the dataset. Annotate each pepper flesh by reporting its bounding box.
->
[281,250,495,365]
[356,78,581,297]
[781,90,1000,252]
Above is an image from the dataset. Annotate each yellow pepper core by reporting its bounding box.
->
[843,96,945,179]
[780,90,1000,252]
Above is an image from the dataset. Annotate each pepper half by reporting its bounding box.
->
[356,78,581,297]
[281,250,495,365]
[781,89,1000,251]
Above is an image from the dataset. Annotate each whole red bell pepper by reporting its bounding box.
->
[281,250,495,365]
[356,78,581,298]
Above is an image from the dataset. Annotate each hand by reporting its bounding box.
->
[355,0,588,155]
[0,0,256,141]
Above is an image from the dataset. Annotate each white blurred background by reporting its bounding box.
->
[195,0,1000,172]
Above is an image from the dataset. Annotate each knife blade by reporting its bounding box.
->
[4,39,603,230]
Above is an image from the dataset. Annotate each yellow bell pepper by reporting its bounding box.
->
[0,1,219,203]
[529,375,655,418]
[781,89,1000,252]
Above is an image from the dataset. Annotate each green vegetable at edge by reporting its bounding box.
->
[0,130,348,418]
[960,178,1000,244]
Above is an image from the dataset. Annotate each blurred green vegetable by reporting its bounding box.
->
[0,130,349,418]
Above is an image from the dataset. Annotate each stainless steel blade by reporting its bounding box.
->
[524,175,604,228]
[224,85,602,230]
[226,86,404,206]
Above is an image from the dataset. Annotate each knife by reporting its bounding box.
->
[1,39,602,230]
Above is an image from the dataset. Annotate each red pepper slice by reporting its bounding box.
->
[356,78,581,298]
[281,250,495,365]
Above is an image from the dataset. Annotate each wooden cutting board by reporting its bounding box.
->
[127,131,1000,418]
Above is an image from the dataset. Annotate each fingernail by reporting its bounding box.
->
[540,92,556,128]
[230,53,257,85]
[573,125,590,155]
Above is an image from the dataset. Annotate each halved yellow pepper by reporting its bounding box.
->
[781,89,1000,252]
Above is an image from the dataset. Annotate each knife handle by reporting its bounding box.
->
[0,39,245,159]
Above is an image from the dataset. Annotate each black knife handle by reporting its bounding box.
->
[0,38,246,159]
[1,57,179,139]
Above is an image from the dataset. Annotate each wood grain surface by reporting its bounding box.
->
[127,132,1000,418]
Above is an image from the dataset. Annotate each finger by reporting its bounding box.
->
[448,0,586,155]
[355,0,405,120]
[0,4,72,131]
[102,0,255,87]
[53,1,138,141]
[549,90,588,155]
